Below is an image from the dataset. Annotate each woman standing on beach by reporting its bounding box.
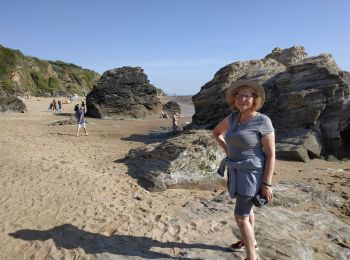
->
[213,80,275,260]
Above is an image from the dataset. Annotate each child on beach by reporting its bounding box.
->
[75,104,88,137]
[172,111,180,133]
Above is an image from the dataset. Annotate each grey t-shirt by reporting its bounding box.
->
[224,111,274,197]
[225,111,274,162]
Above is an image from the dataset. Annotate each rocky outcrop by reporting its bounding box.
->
[86,67,163,119]
[0,86,27,112]
[123,130,225,192]
[264,54,350,161]
[265,46,307,67]
[189,46,350,161]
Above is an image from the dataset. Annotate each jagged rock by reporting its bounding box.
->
[123,130,226,191]
[265,46,308,67]
[265,54,350,159]
[189,47,350,161]
[0,86,27,112]
[86,67,163,119]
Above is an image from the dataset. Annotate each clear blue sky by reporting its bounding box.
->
[1,0,349,95]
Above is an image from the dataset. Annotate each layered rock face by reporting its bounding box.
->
[86,67,163,119]
[190,46,350,161]
[265,54,350,160]
[0,86,26,112]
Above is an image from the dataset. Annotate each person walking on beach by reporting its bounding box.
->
[172,111,180,133]
[213,80,275,260]
[75,104,88,137]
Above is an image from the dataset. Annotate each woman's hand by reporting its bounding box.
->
[261,185,273,203]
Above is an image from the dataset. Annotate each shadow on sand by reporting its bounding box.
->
[47,132,76,136]
[121,131,175,145]
[10,224,228,259]
[53,112,74,117]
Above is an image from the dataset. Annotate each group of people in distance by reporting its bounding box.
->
[48,99,62,112]
[74,101,88,137]
[73,103,179,138]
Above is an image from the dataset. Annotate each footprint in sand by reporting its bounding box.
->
[154,214,161,222]
[209,220,227,232]
[189,222,197,229]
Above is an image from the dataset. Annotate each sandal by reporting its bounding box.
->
[229,240,259,252]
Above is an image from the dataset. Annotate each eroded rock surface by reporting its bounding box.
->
[265,54,350,160]
[124,130,226,191]
[265,46,308,66]
[171,182,350,259]
[86,67,163,119]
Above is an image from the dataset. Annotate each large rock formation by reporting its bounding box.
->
[0,86,27,112]
[86,67,163,119]
[265,54,350,160]
[190,46,350,161]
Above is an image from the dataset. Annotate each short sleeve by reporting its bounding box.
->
[259,115,274,137]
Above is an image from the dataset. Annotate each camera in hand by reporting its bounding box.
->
[253,193,267,207]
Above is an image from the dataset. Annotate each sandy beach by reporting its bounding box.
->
[0,97,349,259]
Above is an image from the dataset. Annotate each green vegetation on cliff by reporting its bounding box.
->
[0,45,100,96]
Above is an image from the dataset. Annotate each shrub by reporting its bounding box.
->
[0,47,17,79]
[30,71,53,94]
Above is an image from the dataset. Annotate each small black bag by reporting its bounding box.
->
[253,193,267,207]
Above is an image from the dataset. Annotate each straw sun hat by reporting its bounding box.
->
[226,80,266,110]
